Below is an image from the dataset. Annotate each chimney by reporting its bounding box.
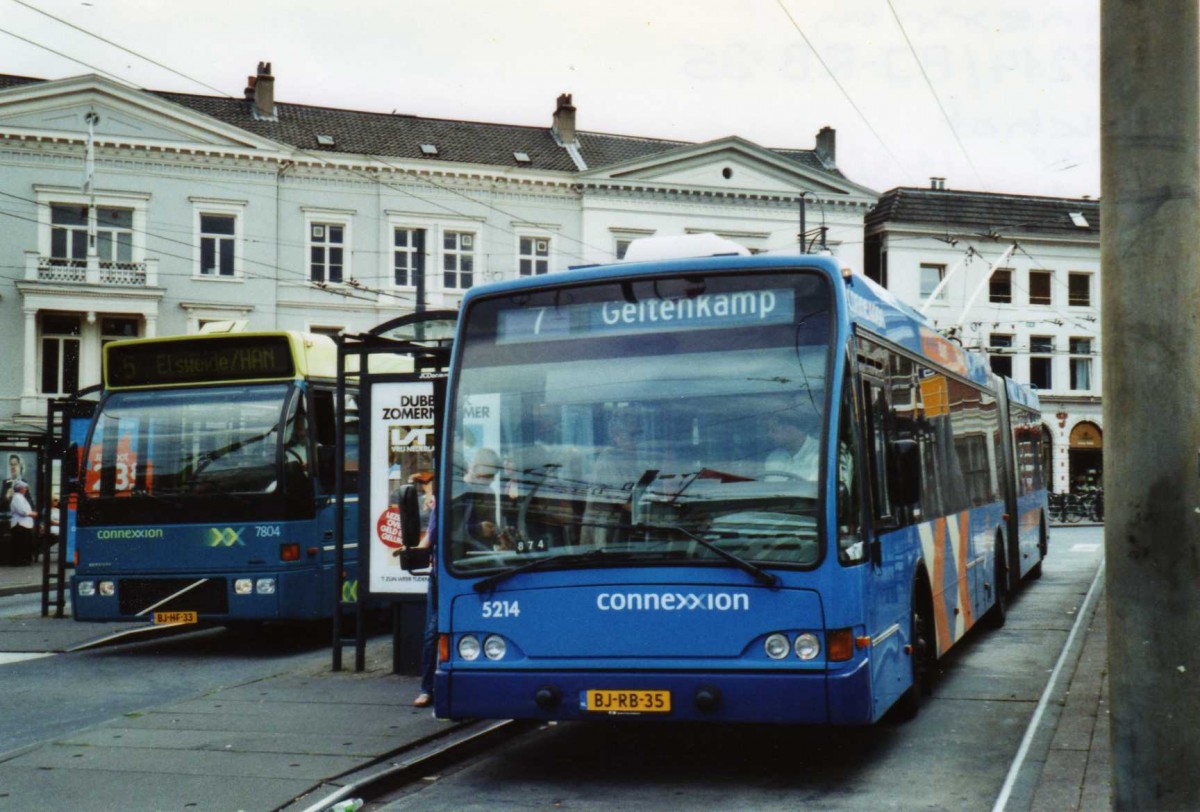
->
[930,177,946,190]
[553,93,577,144]
[245,61,275,120]
[815,126,836,168]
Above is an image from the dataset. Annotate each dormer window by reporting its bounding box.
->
[514,151,532,165]
[315,134,335,146]
[420,144,439,157]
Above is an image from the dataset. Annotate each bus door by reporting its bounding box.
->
[856,349,910,714]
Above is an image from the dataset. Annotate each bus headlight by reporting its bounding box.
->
[98,581,115,597]
[458,635,481,661]
[483,635,507,660]
[256,578,276,595]
[77,581,95,597]
[764,633,790,660]
[234,579,253,595]
[794,633,821,660]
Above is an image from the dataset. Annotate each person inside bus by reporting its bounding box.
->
[453,447,507,550]
[581,409,646,547]
[763,409,820,482]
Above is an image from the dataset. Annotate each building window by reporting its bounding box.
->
[1029,335,1054,390]
[199,214,236,276]
[49,204,134,267]
[615,239,632,260]
[519,236,550,276]
[96,207,134,265]
[989,269,1013,304]
[443,231,475,289]
[919,263,946,301]
[1029,270,1052,305]
[1070,337,1093,391]
[41,314,81,395]
[309,223,345,283]
[49,204,88,267]
[989,333,1013,377]
[1068,272,1092,306]
[99,316,139,369]
[393,227,426,287]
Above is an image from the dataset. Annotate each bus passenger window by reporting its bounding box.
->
[837,380,865,563]
[863,380,893,526]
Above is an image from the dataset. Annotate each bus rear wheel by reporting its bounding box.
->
[985,542,1009,629]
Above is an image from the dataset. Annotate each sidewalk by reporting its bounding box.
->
[0,624,465,812]
[1028,584,1111,811]
[0,559,51,597]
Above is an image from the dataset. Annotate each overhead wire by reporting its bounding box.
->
[884,0,986,189]
[772,0,910,176]
[7,0,230,97]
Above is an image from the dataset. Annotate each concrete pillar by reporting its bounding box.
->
[1102,0,1200,806]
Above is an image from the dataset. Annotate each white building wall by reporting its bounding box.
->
[878,228,1102,494]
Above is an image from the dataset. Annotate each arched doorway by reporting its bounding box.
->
[1069,421,1103,492]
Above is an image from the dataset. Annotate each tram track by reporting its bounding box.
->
[279,717,534,812]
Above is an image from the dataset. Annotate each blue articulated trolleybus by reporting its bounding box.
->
[72,331,368,626]
[428,250,1048,724]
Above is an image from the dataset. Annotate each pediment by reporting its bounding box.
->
[0,75,280,152]
[582,136,877,199]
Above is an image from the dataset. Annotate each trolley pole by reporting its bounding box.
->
[1101,1,1200,807]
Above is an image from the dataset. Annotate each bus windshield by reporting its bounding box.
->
[448,270,833,575]
[81,383,299,523]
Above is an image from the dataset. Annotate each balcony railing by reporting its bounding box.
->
[26,253,157,286]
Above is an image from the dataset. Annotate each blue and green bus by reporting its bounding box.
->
[424,247,1047,724]
[72,331,363,626]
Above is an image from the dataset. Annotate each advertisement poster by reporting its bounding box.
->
[1,449,37,514]
[368,380,436,595]
[65,415,93,562]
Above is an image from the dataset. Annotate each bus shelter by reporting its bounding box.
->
[40,389,101,618]
[333,310,456,672]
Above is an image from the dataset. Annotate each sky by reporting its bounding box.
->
[0,0,1101,199]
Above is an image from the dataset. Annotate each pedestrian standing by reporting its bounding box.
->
[8,481,37,566]
[414,493,438,707]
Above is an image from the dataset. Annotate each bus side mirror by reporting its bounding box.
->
[392,484,429,572]
[888,439,921,508]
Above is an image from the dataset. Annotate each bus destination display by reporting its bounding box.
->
[106,336,296,388]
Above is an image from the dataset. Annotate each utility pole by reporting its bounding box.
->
[1101,1,1200,808]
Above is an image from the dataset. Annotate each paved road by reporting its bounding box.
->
[372,526,1105,811]
[0,608,333,756]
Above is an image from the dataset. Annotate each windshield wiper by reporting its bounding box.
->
[629,522,780,589]
[473,549,617,593]
[193,425,279,476]
[129,488,185,509]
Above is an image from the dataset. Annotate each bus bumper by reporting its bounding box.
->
[435,659,874,725]
[70,569,334,622]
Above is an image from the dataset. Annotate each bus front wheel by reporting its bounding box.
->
[892,581,933,722]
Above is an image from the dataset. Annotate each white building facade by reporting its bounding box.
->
[0,66,877,428]
[865,183,1103,494]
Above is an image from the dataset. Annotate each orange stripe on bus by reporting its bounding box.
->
[957,512,974,629]
[932,518,952,656]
